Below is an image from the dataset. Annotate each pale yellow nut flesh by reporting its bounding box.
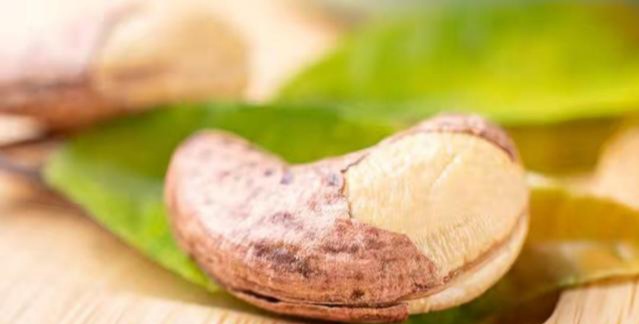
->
[95,0,247,108]
[408,214,527,313]
[345,132,528,311]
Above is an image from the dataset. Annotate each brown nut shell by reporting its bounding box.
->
[165,115,528,322]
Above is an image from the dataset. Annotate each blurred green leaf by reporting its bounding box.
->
[277,2,639,172]
[45,104,639,323]
[279,2,639,124]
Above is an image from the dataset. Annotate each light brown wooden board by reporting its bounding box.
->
[546,280,639,324]
[0,182,300,324]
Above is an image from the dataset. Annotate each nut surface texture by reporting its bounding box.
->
[0,0,246,130]
[165,115,529,322]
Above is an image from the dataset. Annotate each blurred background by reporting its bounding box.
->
[4,0,639,171]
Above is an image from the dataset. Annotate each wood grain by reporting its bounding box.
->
[545,280,639,324]
[0,280,294,324]
[0,180,300,324]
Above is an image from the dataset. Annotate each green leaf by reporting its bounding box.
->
[45,104,639,322]
[279,2,639,125]
[277,2,639,172]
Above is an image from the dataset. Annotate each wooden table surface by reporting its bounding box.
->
[0,192,295,324]
[2,1,639,323]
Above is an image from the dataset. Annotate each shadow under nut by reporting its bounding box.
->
[165,115,529,322]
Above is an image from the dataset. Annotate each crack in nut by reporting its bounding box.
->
[165,114,529,322]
